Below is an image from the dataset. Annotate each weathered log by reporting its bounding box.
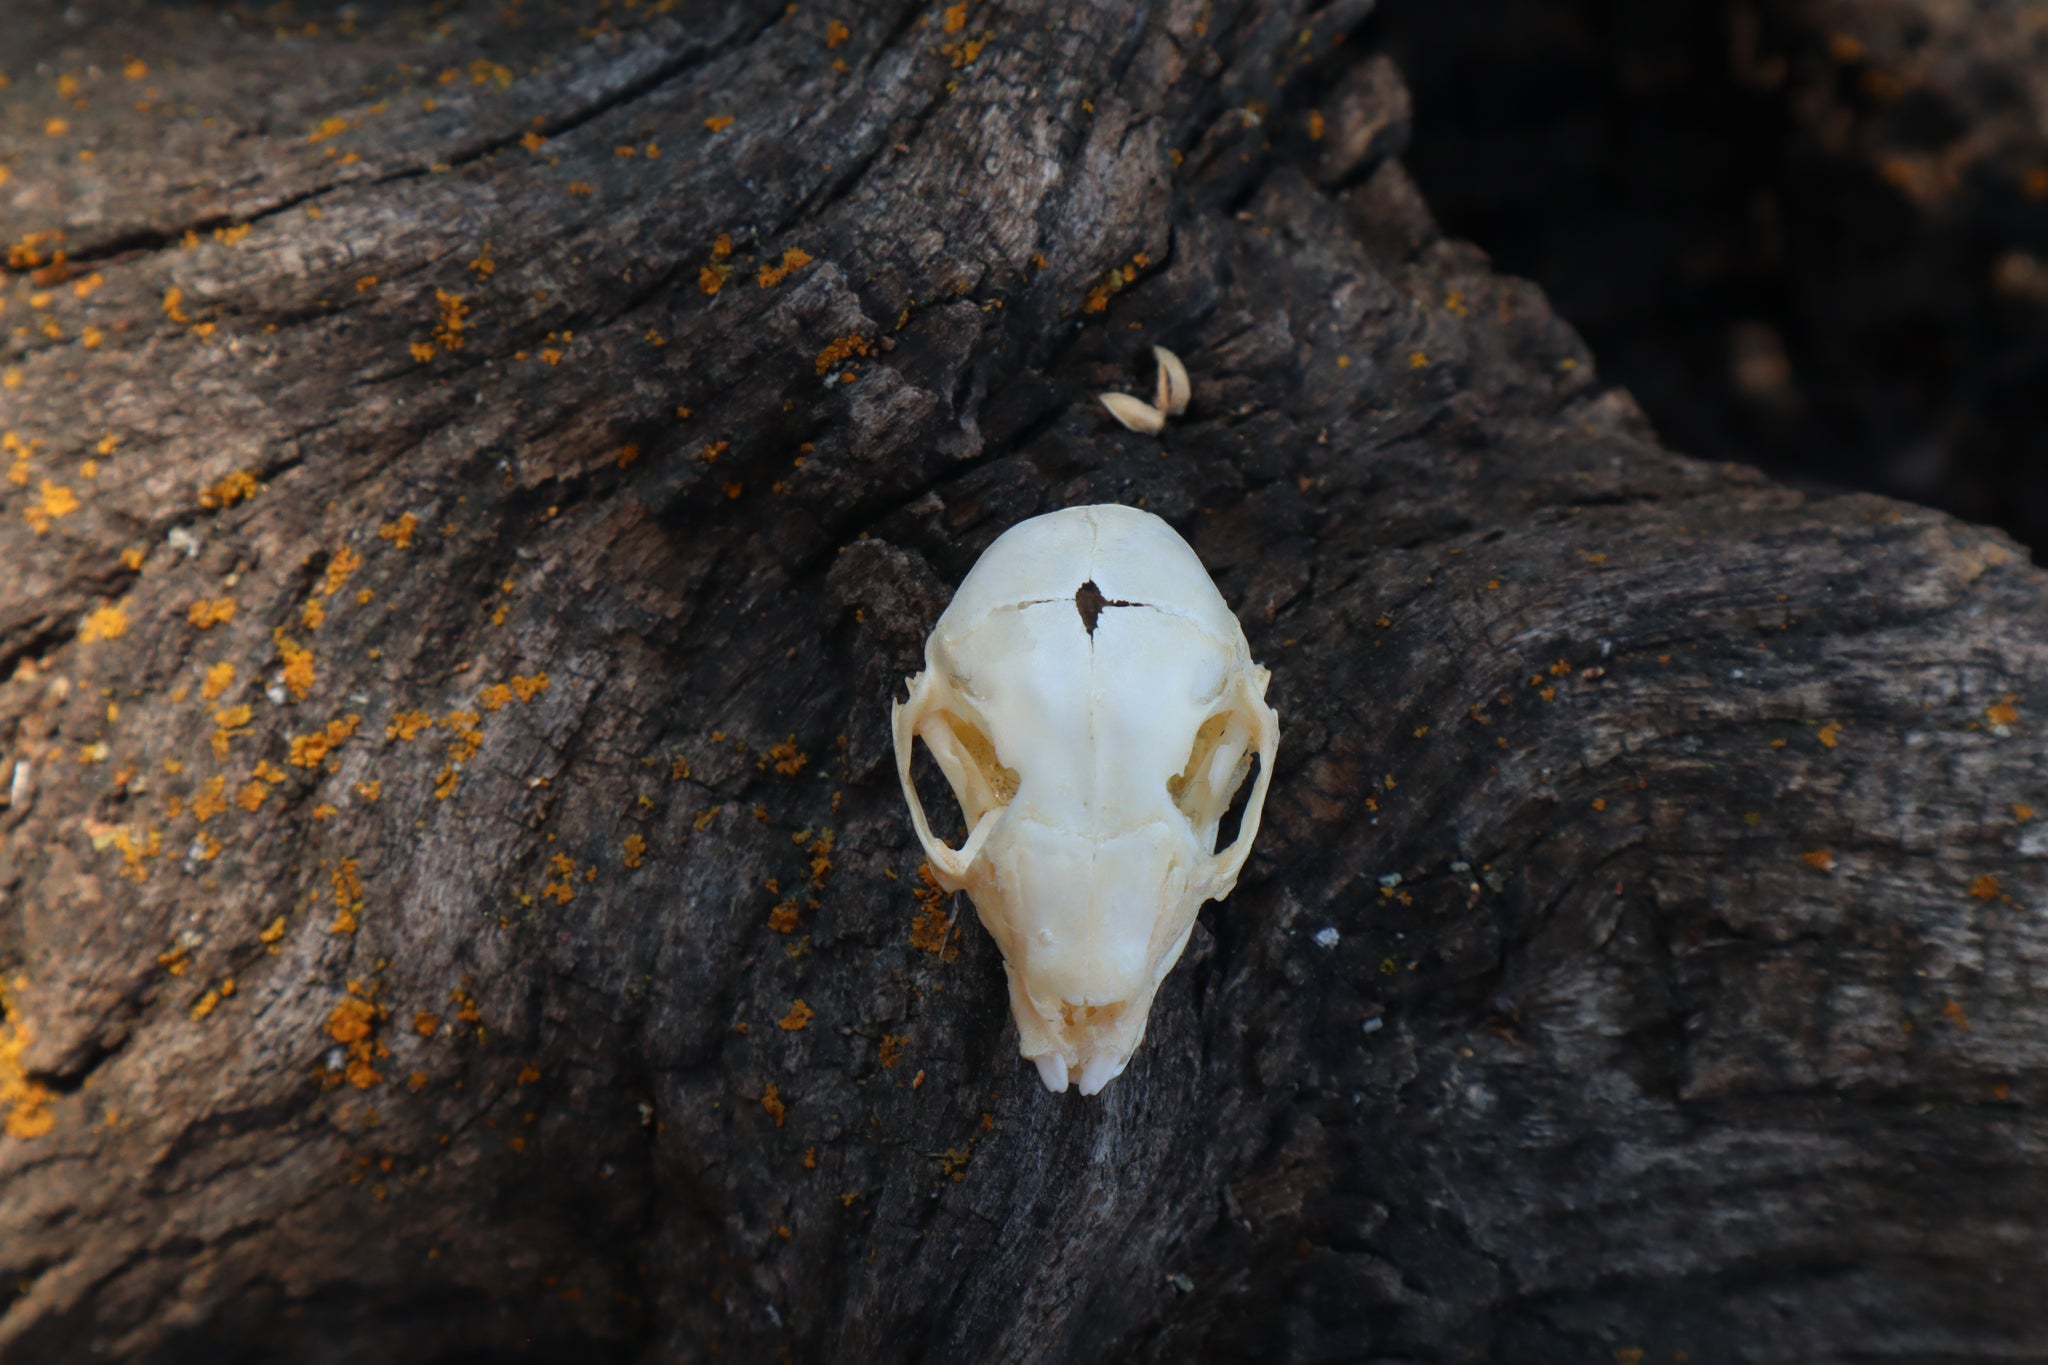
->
[0,2,2043,1362]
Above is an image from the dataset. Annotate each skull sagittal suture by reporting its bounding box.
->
[892,504,1279,1095]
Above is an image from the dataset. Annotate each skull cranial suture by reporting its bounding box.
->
[892,504,1279,1095]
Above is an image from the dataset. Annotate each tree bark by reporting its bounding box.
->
[1,2,2043,1362]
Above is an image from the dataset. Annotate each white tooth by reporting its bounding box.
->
[891,505,1280,1097]
[1098,392,1165,434]
[1077,1052,1122,1096]
[1153,345,1191,416]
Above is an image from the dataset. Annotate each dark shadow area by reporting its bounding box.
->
[1372,0,2048,554]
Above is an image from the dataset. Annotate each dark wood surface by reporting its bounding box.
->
[1,2,2043,1361]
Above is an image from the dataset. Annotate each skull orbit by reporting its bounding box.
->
[892,504,1279,1095]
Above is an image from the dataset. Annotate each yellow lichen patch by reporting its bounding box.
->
[1987,696,2020,728]
[259,916,288,944]
[387,709,432,742]
[623,833,646,869]
[301,597,326,631]
[188,597,236,629]
[111,824,162,881]
[433,767,457,800]
[200,661,236,700]
[324,996,384,1089]
[432,289,467,353]
[1971,874,2003,901]
[1800,849,1835,873]
[879,1035,907,1069]
[354,780,381,802]
[235,778,271,813]
[704,114,735,133]
[1817,720,1844,749]
[25,480,78,535]
[541,851,575,904]
[765,735,808,776]
[211,703,254,758]
[826,18,851,46]
[289,713,361,769]
[767,902,800,933]
[760,1082,786,1127]
[277,635,315,701]
[79,603,128,642]
[478,683,512,712]
[198,469,260,510]
[442,710,482,763]
[414,1011,440,1037]
[814,334,872,375]
[192,775,228,823]
[510,673,549,702]
[699,238,733,294]
[321,545,361,598]
[377,513,417,549]
[189,987,222,1021]
[308,116,351,144]
[0,1005,54,1140]
[778,1000,814,1032]
[909,862,959,959]
[757,247,813,288]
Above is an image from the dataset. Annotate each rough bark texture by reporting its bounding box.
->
[1,2,2044,1363]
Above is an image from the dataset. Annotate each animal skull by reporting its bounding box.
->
[892,504,1279,1095]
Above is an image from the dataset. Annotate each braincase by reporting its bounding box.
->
[938,505,1246,650]
[928,506,1250,826]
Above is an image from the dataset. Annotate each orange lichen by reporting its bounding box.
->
[25,480,78,535]
[200,661,236,700]
[1800,850,1835,873]
[0,1004,55,1140]
[325,996,384,1088]
[80,603,128,643]
[778,1000,814,1032]
[767,902,800,933]
[826,19,850,46]
[943,2,968,31]
[510,673,549,702]
[1987,696,2020,728]
[623,833,646,869]
[766,736,809,776]
[517,1063,541,1085]
[757,247,813,288]
[354,780,381,802]
[235,777,272,813]
[431,289,468,353]
[433,767,458,800]
[414,1011,440,1037]
[377,513,418,549]
[879,1034,907,1069]
[814,334,872,375]
[288,713,362,769]
[277,636,316,701]
[1971,874,2003,901]
[908,862,959,958]
[199,469,260,510]
[1817,720,1843,749]
[704,115,735,133]
[760,1083,786,1127]
[443,710,483,763]
[478,684,512,712]
[2015,804,2036,823]
[386,711,432,742]
[192,775,228,823]
[188,597,236,629]
[321,545,361,598]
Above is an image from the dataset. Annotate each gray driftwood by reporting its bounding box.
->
[1,2,2042,1362]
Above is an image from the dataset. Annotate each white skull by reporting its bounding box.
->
[892,504,1279,1095]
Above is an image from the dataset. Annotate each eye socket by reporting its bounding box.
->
[914,708,1020,846]
[1169,710,1256,853]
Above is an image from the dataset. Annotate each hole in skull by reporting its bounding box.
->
[1058,1000,1126,1030]
[1212,752,1260,855]
[1169,710,1259,853]
[910,709,1019,849]
[1073,579,1137,636]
